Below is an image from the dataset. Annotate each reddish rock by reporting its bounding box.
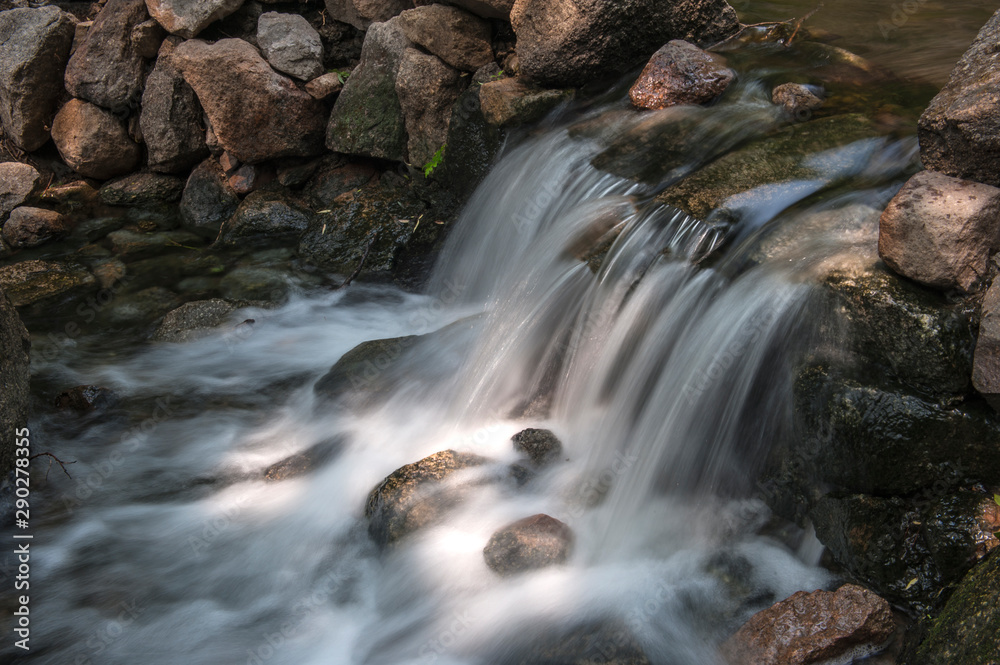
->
[973,280,1000,409]
[395,49,465,167]
[324,0,411,31]
[228,163,273,195]
[397,5,493,73]
[172,38,326,164]
[721,584,895,665]
[445,0,514,20]
[2,207,73,249]
[0,163,43,222]
[483,514,574,576]
[878,170,1000,294]
[219,151,240,174]
[146,0,247,39]
[478,77,573,126]
[305,73,344,100]
[629,40,735,110]
[51,99,142,180]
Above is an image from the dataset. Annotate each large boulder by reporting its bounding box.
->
[397,5,493,73]
[510,0,740,88]
[64,0,155,112]
[917,9,1000,188]
[314,335,419,402]
[145,0,247,39]
[0,163,42,222]
[326,17,411,162]
[140,37,209,173]
[973,279,1000,409]
[511,428,562,467]
[51,99,142,180]
[173,38,326,164]
[0,7,76,152]
[0,290,29,476]
[878,170,1000,294]
[323,0,410,31]
[215,190,311,247]
[628,40,735,110]
[257,11,324,81]
[179,157,239,238]
[445,0,514,20]
[395,49,465,167]
[0,260,96,307]
[483,514,574,576]
[151,298,242,342]
[2,207,73,249]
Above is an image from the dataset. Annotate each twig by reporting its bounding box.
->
[337,235,375,290]
[787,5,823,46]
[28,452,76,479]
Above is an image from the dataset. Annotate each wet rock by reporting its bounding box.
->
[218,266,288,302]
[510,0,740,88]
[99,173,185,206]
[302,158,377,207]
[511,428,562,467]
[501,620,651,665]
[55,385,120,414]
[228,163,270,196]
[100,286,181,327]
[918,9,1000,187]
[263,438,343,481]
[51,99,142,180]
[305,72,343,100]
[0,260,96,307]
[314,335,419,402]
[445,0,513,20]
[721,584,894,665]
[180,157,240,238]
[395,49,465,167]
[257,11,324,81]
[478,77,573,127]
[628,40,735,110]
[323,0,410,31]
[483,514,573,576]
[107,229,203,259]
[0,290,29,475]
[64,0,153,112]
[173,38,326,163]
[70,217,125,243]
[364,449,490,547]
[973,279,1000,409]
[91,258,127,289]
[441,79,504,198]
[140,37,209,174]
[38,180,100,212]
[397,4,492,73]
[0,163,42,222]
[772,83,824,119]
[150,298,240,342]
[0,6,77,151]
[878,171,1000,294]
[146,0,247,39]
[2,207,73,249]
[215,190,311,247]
[326,17,411,162]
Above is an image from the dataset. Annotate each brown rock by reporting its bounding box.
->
[479,77,573,126]
[483,514,574,576]
[511,428,563,467]
[395,49,465,167]
[0,260,96,307]
[973,279,1000,409]
[305,73,344,100]
[172,38,326,164]
[132,18,165,58]
[878,170,1000,293]
[445,0,514,20]
[2,207,73,249]
[179,157,240,237]
[721,584,895,665]
[55,385,119,414]
[323,0,411,31]
[0,289,29,476]
[51,99,142,180]
[0,163,43,222]
[397,4,493,73]
[628,40,734,110]
[772,82,824,119]
[145,0,247,39]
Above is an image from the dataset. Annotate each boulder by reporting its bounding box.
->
[478,77,573,127]
[510,0,740,88]
[302,158,377,207]
[0,260,96,307]
[511,428,562,467]
[397,5,492,73]
[180,157,240,238]
[323,0,410,31]
[973,279,1000,408]
[365,449,490,547]
[145,0,247,39]
[215,190,311,247]
[2,207,73,249]
[257,11,324,81]
[0,163,42,222]
[483,514,574,576]
[314,335,419,402]
[50,99,142,180]
[441,77,505,198]
[772,83,824,119]
[0,6,76,151]
[140,37,209,173]
[100,173,185,206]
[263,438,343,481]
[878,170,1000,294]
[628,40,735,110]
[173,38,326,164]
[918,9,1000,187]
[305,73,343,100]
[0,289,29,475]
[151,298,240,342]
[721,584,894,665]
[395,49,465,167]
[444,0,514,20]
[64,0,153,112]
[326,17,411,162]
[132,18,165,58]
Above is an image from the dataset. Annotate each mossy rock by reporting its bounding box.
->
[441,85,506,200]
[0,259,96,307]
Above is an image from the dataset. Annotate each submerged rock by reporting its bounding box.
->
[314,335,419,403]
[772,83,824,119]
[151,299,241,343]
[511,428,563,467]
[501,621,652,665]
[55,385,120,415]
[0,290,30,476]
[628,41,735,110]
[483,514,574,576]
[263,438,343,481]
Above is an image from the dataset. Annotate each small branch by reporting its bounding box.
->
[28,452,76,479]
[337,235,375,290]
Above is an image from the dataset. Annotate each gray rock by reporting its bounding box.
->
[180,158,240,238]
[51,99,142,180]
[2,207,73,249]
[444,0,513,20]
[314,335,419,402]
[100,173,186,206]
[218,266,288,302]
[323,0,410,31]
[0,289,29,476]
[483,514,574,576]
[397,5,492,73]
[511,428,563,467]
[99,286,181,327]
[0,7,76,151]
[257,11,323,81]
[628,40,735,110]
[131,17,165,58]
[0,260,96,307]
[973,279,1000,409]
[0,162,42,222]
[145,0,247,39]
[215,191,311,247]
[772,83,824,119]
[151,298,241,342]
[395,48,465,167]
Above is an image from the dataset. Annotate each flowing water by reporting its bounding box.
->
[2,9,989,665]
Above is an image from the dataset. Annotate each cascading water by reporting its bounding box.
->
[6,65,921,665]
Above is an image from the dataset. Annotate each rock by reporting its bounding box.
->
[397,5,492,73]
[500,621,651,665]
[323,0,410,31]
[263,438,342,481]
[215,190,311,246]
[50,99,142,180]
[55,385,119,414]
[228,163,267,196]
[151,298,240,342]
[511,428,562,467]
[302,157,377,208]
[140,38,209,173]
[219,266,288,302]
[99,173,185,206]
[721,584,894,665]
[180,158,239,238]
[628,40,735,110]
[878,170,1000,294]
[146,0,247,39]
[326,17,411,162]
[440,77,505,198]
[173,38,326,163]
[2,207,73,249]
[918,9,1000,187]
[364,449,490,547]
[772,83,824,119]
[510,0,740,88]
[0,7,77,151]
[38,180,100,211]
[257,11,324,81]
[444,0,513,20]
[100,286,181,327]
[305,72,343,100]
[395,49,465,167]
[909,550,1000,665]
[478,77,573,127]
[131,17,165,58]
[483,514,573,576]
[0,289,29,475]
[0,163,42,222]
[107,229,203,259]
[64,0,153,112]
[314,335,419,402]
[973,279,1000,408]
[0,260,96,307]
